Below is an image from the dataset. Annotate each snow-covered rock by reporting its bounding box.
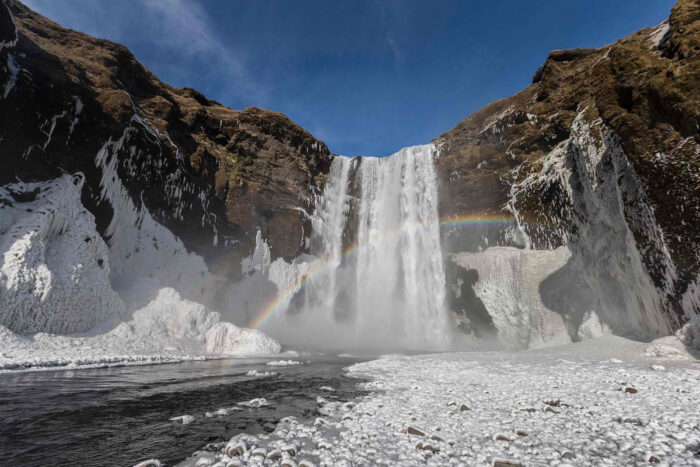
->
[449,110,687,348]
[507,111,678,339]
[577,310,611,341]
[178,337,700,467]
[205,322,281,355]
[676,314,700,351]
[0,174,124,334]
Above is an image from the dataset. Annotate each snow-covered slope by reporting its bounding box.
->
[0,174,124,334]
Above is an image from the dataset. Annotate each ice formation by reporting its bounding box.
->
[205,322,281,355]
[450,246,577,349]
[0,174,124,334]
[0,287,281,371]
[450,110,688,348]
[0,160,280,370]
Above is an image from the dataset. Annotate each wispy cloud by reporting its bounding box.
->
[372,1,403,73]
[138,0,243,76]
[21,0,269,104]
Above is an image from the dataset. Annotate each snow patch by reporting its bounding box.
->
[677,314,700,351]
[649,20,670,49]
[266,359,301,366]
[2,52,19,98]
[0,1,18,51]
[577,310,611,341]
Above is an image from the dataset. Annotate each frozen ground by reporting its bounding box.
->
[178,336,700,467]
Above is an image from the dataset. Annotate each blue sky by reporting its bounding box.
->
[24,0,675,157]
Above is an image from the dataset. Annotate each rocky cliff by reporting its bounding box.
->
[0,0,697,346]
[0,0,330,280]
[436,0,699,345]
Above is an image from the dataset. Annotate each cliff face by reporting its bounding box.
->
[0,0,331,281]
[1,0,697,343]
[435,0,699,340]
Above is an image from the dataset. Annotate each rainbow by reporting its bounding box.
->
[246,212,540,331]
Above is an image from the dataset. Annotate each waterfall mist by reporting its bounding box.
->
[257,145,455,351]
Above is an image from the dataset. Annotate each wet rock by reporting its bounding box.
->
[404,426,426,437]
[237,397,268,408]
[170,415,195,425]
[313,417,328,426]
[317,440,332,450]
[493,459,522,467]
[417,441,440,453]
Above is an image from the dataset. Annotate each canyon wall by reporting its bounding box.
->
[0,0,697,348]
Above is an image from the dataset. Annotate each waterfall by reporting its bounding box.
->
[263,144,452,350]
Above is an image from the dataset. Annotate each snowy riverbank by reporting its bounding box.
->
[176,336,700,467]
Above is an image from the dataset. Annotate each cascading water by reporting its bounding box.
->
[262,144,452,350]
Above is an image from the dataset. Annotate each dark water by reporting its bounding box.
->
[0,356,366,467]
